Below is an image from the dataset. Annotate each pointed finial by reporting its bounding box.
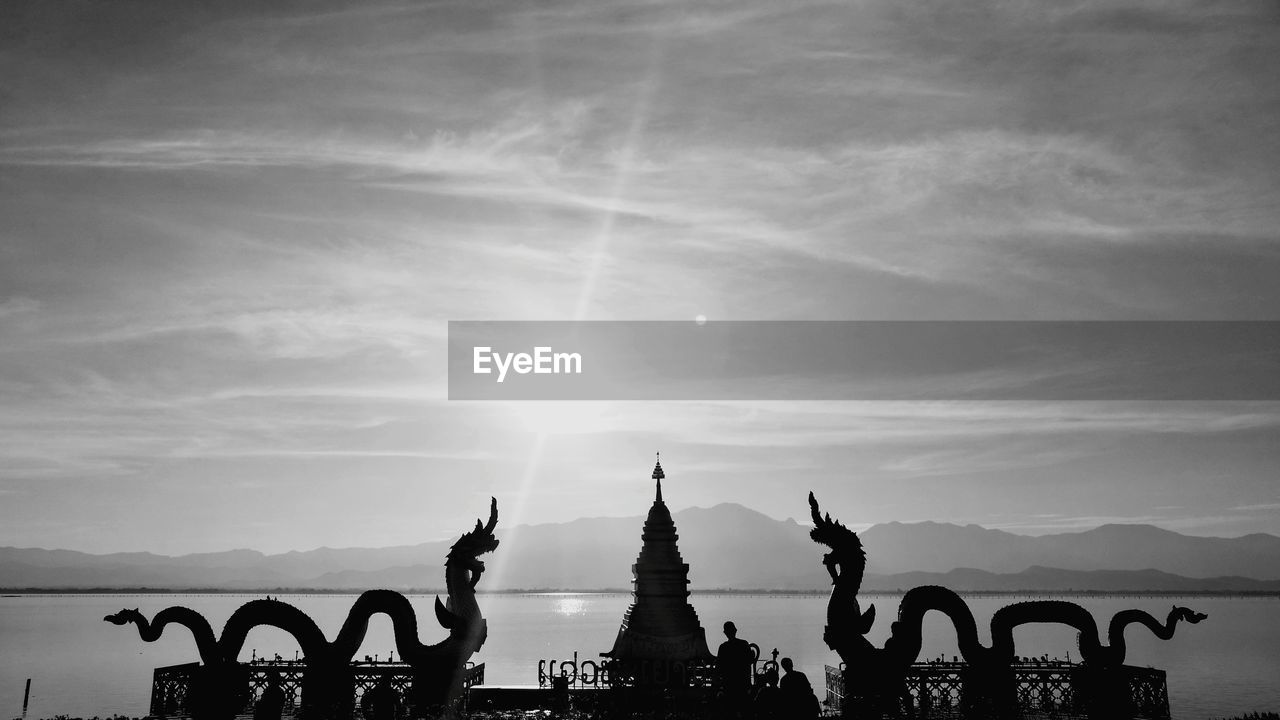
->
[652,452,664,502]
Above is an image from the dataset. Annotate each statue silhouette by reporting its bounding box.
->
[107,498,500,719]
[807,492,1207,719]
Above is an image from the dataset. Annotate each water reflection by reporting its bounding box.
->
[555,596,587,616]
[2,593,1277,720]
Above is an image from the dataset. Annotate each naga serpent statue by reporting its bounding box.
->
[808,492,1206,718]
[107,497,499,719]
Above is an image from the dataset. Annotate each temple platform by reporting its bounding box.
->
[468,684,607,711]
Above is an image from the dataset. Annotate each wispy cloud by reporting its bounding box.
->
[989,513,1276,536]
[621,402,1280,448]
[0,297,41,318]
[1231,503,1280,513]
[2,0,1279,551]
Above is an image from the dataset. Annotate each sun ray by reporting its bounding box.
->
[573,32,665,321]
[484,431,547,592]
[490,33,669,592]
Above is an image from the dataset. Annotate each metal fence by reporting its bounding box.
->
[536,648,778,691]
[149,659,484,718]
[824,661,1170,720]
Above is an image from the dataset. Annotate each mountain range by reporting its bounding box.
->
[4,503,1280,592]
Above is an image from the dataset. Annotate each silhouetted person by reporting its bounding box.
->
[779,658,819,720]
[717,621,755,716]
[751,666,781,720]
[361,675,402,720]
[254,670,285,720]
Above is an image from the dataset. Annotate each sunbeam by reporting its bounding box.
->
[492,31,669,589]
[572,32,666,322]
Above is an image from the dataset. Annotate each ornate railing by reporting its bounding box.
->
[538,652,616,689]
[536,649,782,691]
[150,662,201,717]
[824,663,845,713]
[536,654,716,689]
[824,661,1170,720]
[149,659,485,718]
[601,657,718,689]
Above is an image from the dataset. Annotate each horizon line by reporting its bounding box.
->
[4,506,1278,558]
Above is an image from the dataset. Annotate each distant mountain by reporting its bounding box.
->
[3,503,1280,591]
[860,522,1280,578]
[246,563,1280,594]
[862,567,1280,593]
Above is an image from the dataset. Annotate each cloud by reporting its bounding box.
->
[876,445,1090,479]
[1230,503,1280,513]
[0,120,567,176]
[988,512,1276,535]
[2,0,1280,549]
[630,401,1280,448]
[0,297,41,318]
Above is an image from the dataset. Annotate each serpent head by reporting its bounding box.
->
[808,492,865,570]
[104,608,144,626]
[1173,606,1207,624]
[448,497,500,566]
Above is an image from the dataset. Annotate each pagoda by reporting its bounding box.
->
[604,455,713,672]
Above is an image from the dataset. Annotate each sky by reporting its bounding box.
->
[1,0,1279,554]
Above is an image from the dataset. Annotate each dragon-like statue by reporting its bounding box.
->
[104,606,252,720]
[107,497,499,719]
[808,492,1206,718]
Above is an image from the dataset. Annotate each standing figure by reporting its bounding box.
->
[779,658,819,720]
[361,675,402,720]
[253,670,286,720]
[717,621,756,716]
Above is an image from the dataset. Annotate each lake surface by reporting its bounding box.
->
[1,593,1277,719]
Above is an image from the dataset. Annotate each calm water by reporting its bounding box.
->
[1,593,1277,719]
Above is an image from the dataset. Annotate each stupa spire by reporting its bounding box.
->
[605,458,713,670]
[652,452,664,502]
